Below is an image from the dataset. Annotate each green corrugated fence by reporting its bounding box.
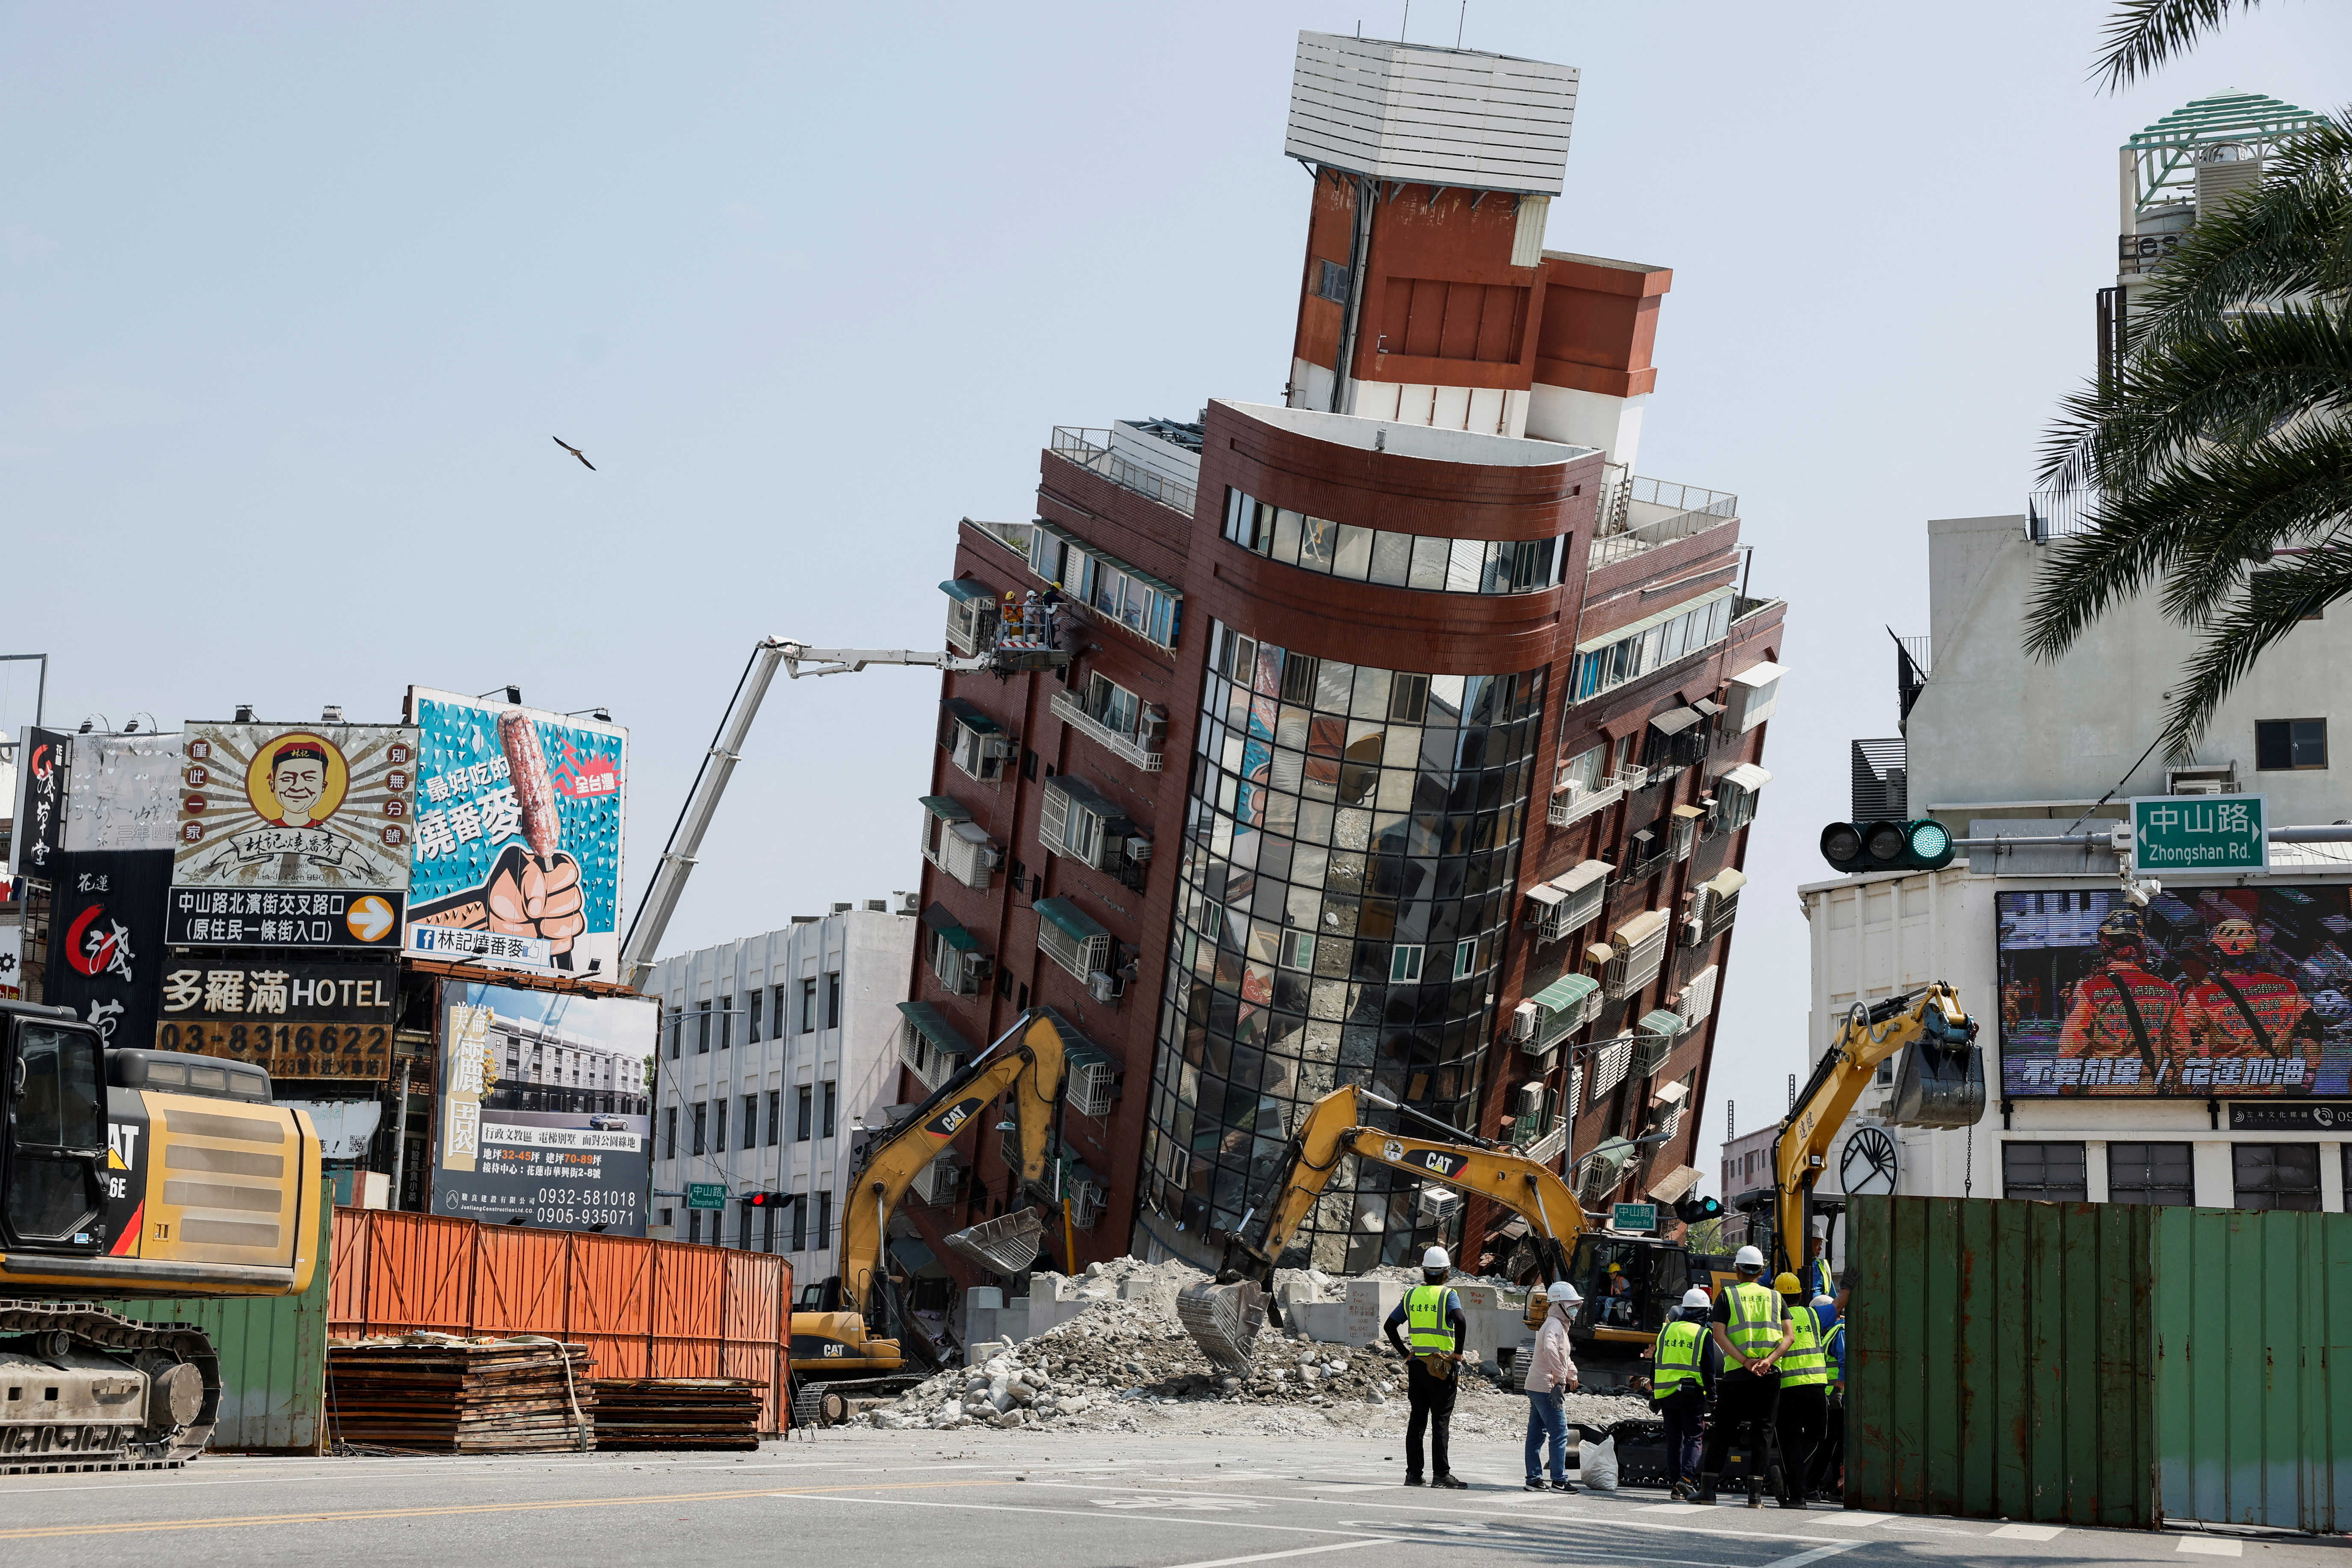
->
[1847,1194,2155,1527]
[2151,1206,2352,1533]
[1850,1193,2352,1531]
[99,1181,333,1454]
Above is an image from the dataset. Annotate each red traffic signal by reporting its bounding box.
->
[743,1191,792,1207]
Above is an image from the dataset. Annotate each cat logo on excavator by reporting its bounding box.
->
[924,1096,984,1140]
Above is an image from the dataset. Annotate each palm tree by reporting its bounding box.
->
[2023,6,2352,756]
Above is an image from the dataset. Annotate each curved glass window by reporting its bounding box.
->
[1140,618,1546,1273]
[1223,488,1565,596]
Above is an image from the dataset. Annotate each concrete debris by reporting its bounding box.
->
[856,1255,1648,1439]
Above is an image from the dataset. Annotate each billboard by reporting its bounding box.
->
[1997,886,2352,1098]
[63,732,182,853]
[404,689,626,977]
[431,980,653,1233]
[43,849,172,1047]
[156,957,399,1079]
[11,726,71,879]
[171,722,417,950]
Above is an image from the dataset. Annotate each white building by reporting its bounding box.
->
[1802,98,2352,1217]
[489,1009,648,1113]
[645,901,917,1276]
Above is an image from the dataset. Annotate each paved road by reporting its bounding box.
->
[0,1428,2333,1566]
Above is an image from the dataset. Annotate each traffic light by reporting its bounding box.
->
[1674,1192,1724,1226]
[743,1191,792,1209]
[1819,817,1956,874]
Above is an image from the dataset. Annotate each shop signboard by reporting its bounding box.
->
[155,957,399,1079]
[169,721,417,950]
[403,689,626,978]
[1997,885,2352,1097]
[62,732,182,853]
[42,849,172,1046]
[11,726,72,879]
[431,980,654,1234]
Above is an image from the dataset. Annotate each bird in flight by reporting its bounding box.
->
[553,436,596,471]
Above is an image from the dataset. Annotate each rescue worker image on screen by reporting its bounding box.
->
[1383,1246,1470,1489]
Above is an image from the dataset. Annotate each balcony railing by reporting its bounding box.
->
[1550,769,1638,828]
[1050,688,1164,772]
[1525,1119,1568,1166]
[963,517,1033,559]
[1050,428,1198,517]
[2027,487,2100,541]
[1588,474,1740,568]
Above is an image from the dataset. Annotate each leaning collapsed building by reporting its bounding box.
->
[887,32,1787,1292]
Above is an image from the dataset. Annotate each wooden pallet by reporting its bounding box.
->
[590,1378,763,1451]
[328,1338,599,1454]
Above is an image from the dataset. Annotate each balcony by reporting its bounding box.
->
[1524,1119,1568,1166]
[896,1001,974,1093]
[1051,688,1164,772]
[1548,766,1644,828]
[1050,428,1198,517]
[962,516,1034,561]
[1589,470,1740,569]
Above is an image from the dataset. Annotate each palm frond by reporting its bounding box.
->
[2161,540,2352,756]
[2094,0,2263,92]
[2149,421,2352,624]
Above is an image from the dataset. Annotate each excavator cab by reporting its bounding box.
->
[1563,1234,1680,1340]
[0,1008,109,1257]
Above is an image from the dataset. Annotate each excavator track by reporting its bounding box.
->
[0,1299,217,1474]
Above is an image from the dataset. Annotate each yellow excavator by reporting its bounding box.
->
[1749,981,1983,1277]
[0,998,324,1472]
[788,1010,1070,1417]
[1176,1082,1723,1390]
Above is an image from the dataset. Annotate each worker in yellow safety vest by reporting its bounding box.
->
[1695,1246,1799,1508]
[1773,1272,1832,1503]
[1650,1286,1715,1499]
[1383,1246,1469,1489]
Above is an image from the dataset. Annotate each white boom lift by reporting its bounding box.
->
[618,635,1056,989]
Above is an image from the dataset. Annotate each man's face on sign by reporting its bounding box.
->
[273,757,325,818]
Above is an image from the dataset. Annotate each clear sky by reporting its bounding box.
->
[6,1,2346,1202]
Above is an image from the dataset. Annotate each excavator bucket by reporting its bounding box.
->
[1176,1278,1266,1373]
[1889,1039,1986,1129]
[942,1209,1046,1275]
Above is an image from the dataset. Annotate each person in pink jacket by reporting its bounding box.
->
[1523,1280,1581,1491]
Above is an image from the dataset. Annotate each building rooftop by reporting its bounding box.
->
[1285,30,1578,197]
[1217,399,1596,468]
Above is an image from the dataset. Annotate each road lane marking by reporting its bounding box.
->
[1759,1549,1858,1568]
[1169,1543,1388,1568]
[0,1478,1002,1539]
[1991,1524,2065,1541]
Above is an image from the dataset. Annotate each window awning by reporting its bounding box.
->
[1613,909,1670,947]
[1692,698,1724,717]
[1727,660,1787,691]
[1530,973,1599,1013]
[1649,706,1704,736]
[1672,803,1706,820]
[1552,859,1612,895]
[920,902,979,950]
[948,821,993,846]
[1638,1008,1686,1039]
[1526,882,1567,909]
[1575,588,1734,655]
[918,795,973,823]
[1583,1136,1635,1180]
[1719,762,1773,792]
[1653,1080,1690,1106]
[1630,829,1656,847]
[1049,773,1120,819]
[941,697,1001,735]
[1647,1163,1703,1203]
[896,1001,976,1059]
[1034,896,1109,944]
[1033,520,1182,599]
[939,578,995,604]
[1704,867,1749,898]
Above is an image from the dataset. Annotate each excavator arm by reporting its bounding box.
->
[837,1010,1069,1324]
[1770,981,1982,1276]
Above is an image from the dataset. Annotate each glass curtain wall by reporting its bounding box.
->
[1142,617,1545,1272]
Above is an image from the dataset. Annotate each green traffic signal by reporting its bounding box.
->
[1820,817,1955,874]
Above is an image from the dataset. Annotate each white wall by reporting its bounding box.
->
[646,904,917,1279]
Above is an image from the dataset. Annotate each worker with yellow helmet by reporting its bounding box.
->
[1773,1270,1833,1499]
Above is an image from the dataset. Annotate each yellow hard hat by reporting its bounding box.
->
[1773,1272,1802,1294]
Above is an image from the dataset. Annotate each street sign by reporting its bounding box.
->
[1610,1202,1658,1232]
[2130,793,2267,875]
[687,1183,727,1210]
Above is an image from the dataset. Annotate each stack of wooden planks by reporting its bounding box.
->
[590,1378,764,1450]
[328,1336,598,1454]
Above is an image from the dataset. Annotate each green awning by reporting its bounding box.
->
[1034,896,1109,944]
[896,1001,976,1058]
[918,795,973,823]
[940,578,995,604]
[1531,974,1599,1013]
[941,697,1001,735]
[1638,1008,1686,1039]
[920,901,979,951]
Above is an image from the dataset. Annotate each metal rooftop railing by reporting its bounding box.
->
[1049,428,1198,517]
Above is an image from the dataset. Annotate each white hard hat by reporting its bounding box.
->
[1548,1280,1579,1304]
[1422,1246,1451,1270]
[1681,1287,1713,1310]
[1734,1245,1766,1268]
[1812,1294,1835,1308]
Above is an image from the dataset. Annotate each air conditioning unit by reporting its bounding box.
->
[1417,1185,1462,1223]
[1087,969,1125,1004]
[982,735,1017,762]
[1513,1081,1544,1118]
[962,951,994,986]
[911,1154,966,1206]
[975,842,1004,869]
[1510,1001,1537,1042]
[1069,1052,1121,1118]
[1125,835,1153,862]
[1681,909,1708,947]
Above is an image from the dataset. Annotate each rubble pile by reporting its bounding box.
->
[858,1256,1649,1438]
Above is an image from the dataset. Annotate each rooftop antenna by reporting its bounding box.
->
[1456,0,1465,46]
[1787,1072,1797,1111]
[1400,0,1409,39]
[1726,1099,1734,1143]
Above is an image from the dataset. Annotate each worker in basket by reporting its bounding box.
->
[1383,1245,1469,1490]
[1694,1245,1800,1509]
[1522,1279,1580,1493]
